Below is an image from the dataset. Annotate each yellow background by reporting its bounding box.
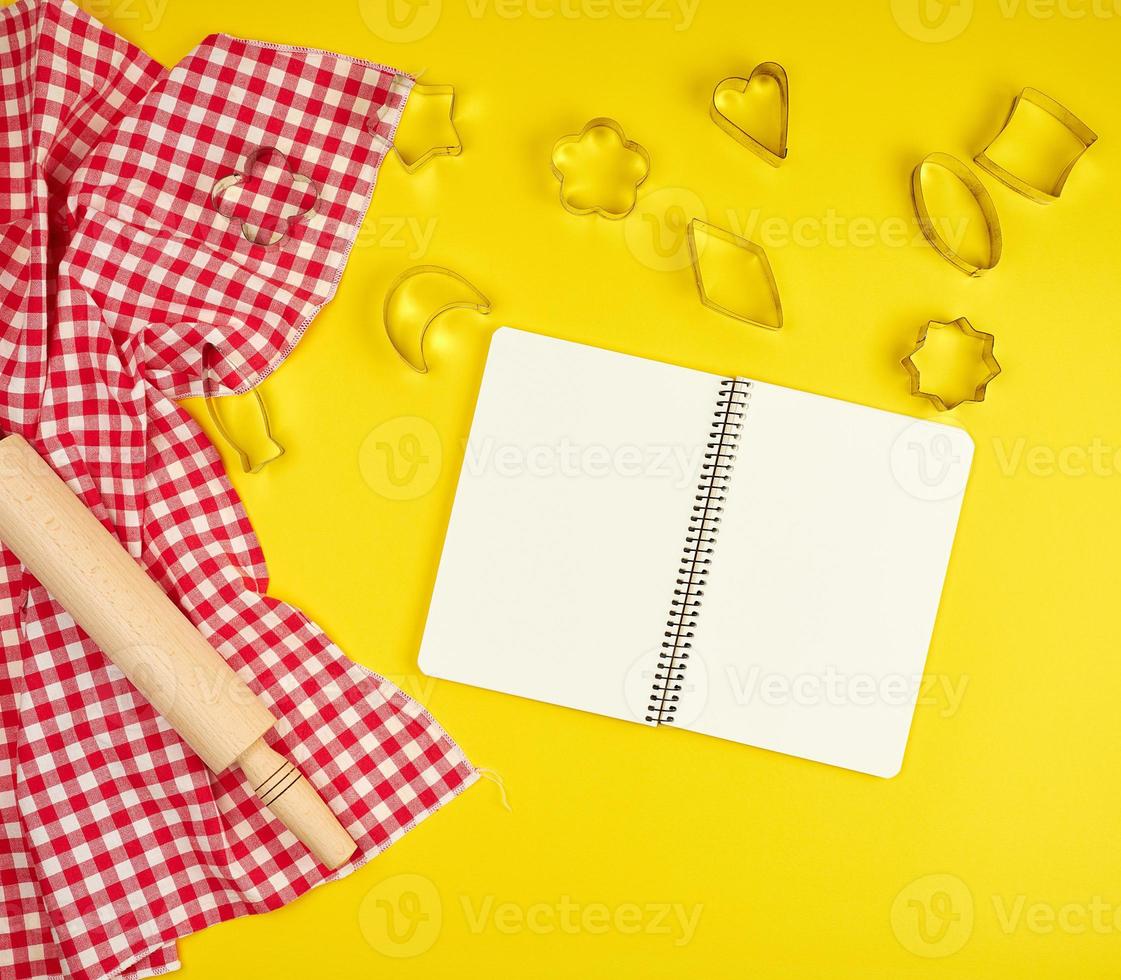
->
[77,0,1121,975]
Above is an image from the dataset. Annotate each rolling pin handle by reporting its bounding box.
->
[237,738,358,870]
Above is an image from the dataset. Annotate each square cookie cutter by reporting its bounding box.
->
[974,88,1097,204]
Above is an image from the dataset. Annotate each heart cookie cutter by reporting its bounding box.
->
[710,62,789,167]
[911,152,1003,277]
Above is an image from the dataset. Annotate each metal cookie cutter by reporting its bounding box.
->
[393,83,463,174]
[974,88,1097,204]
[550,117,651,219]
[911,152,1003,277]
[901,317,1002,411]
[687,218,783,330]
[383,265,492,373]
[202,343,286,473]
[710,63,789,167]
[211,146,320,248]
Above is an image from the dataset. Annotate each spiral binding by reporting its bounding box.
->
[647,377,752,724]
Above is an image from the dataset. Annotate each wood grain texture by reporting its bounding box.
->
[0,434,356,869]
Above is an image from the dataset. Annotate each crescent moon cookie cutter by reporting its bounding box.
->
[974,87,1097,204]
[710,62,789,167]
[911,152,1003,277]
[901,316,1002,412]
[383,265,492,373]
[550,117,651,219]
[687,218,783,330]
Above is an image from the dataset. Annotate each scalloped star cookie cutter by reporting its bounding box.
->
[911,152,1003,277]
[974,87,1097,204]
[550,117,651,219]
[902,317,1002,411]
[710,62,789,167]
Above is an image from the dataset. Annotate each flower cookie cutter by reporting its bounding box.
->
[202,343,286,474]
[710,63,789,167]
[901,317,1002,411]
[550,117,651,219]
[911,152,1003,277]
[687,218,783,330]
[974,87,1097,204]
[383,265,492,373]
[210,147,319,248]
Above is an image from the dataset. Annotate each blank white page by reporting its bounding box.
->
[418,327,722,723]
[680,381,974,777]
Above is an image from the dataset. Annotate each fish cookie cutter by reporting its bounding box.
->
[710,63,789,167]
[202,343,286,473]
[911,152,1002,277]
[393,83,463,174]
[687,218,783,330]
[383,265,492,373]
[550,117,651,219]
[974,88,1097,204]
[901,317,1002,411]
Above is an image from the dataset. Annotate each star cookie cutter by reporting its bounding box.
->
[383,265,492,373]
[901,317,1002,411]
[202,343,286,473]
[687,218,783,330]
[393,83,464,174]
[710,63,789,167]
[550,117,651,219]
[974,88,1097,204]
[911,152,1003,277]
[211,147,319,248]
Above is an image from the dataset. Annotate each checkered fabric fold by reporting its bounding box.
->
[0,2,476,978]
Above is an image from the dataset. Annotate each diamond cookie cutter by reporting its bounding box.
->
[974,88,1097,204]
[911,152,1003,277]
[901,317,1002,411]
[202,343,286,473]
[383,265,492,373]
[550,117,651,219]
[687,218,783,330]
[393,83,463,174]
[710,63,789,167]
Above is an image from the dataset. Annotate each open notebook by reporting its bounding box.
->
[419,328,974,777]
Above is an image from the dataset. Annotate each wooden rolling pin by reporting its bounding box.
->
[0,434,357,870]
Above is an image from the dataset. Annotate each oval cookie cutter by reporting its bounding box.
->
[911,152,1003,277]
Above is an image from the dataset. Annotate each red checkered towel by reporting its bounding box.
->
[0,2,476,977]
